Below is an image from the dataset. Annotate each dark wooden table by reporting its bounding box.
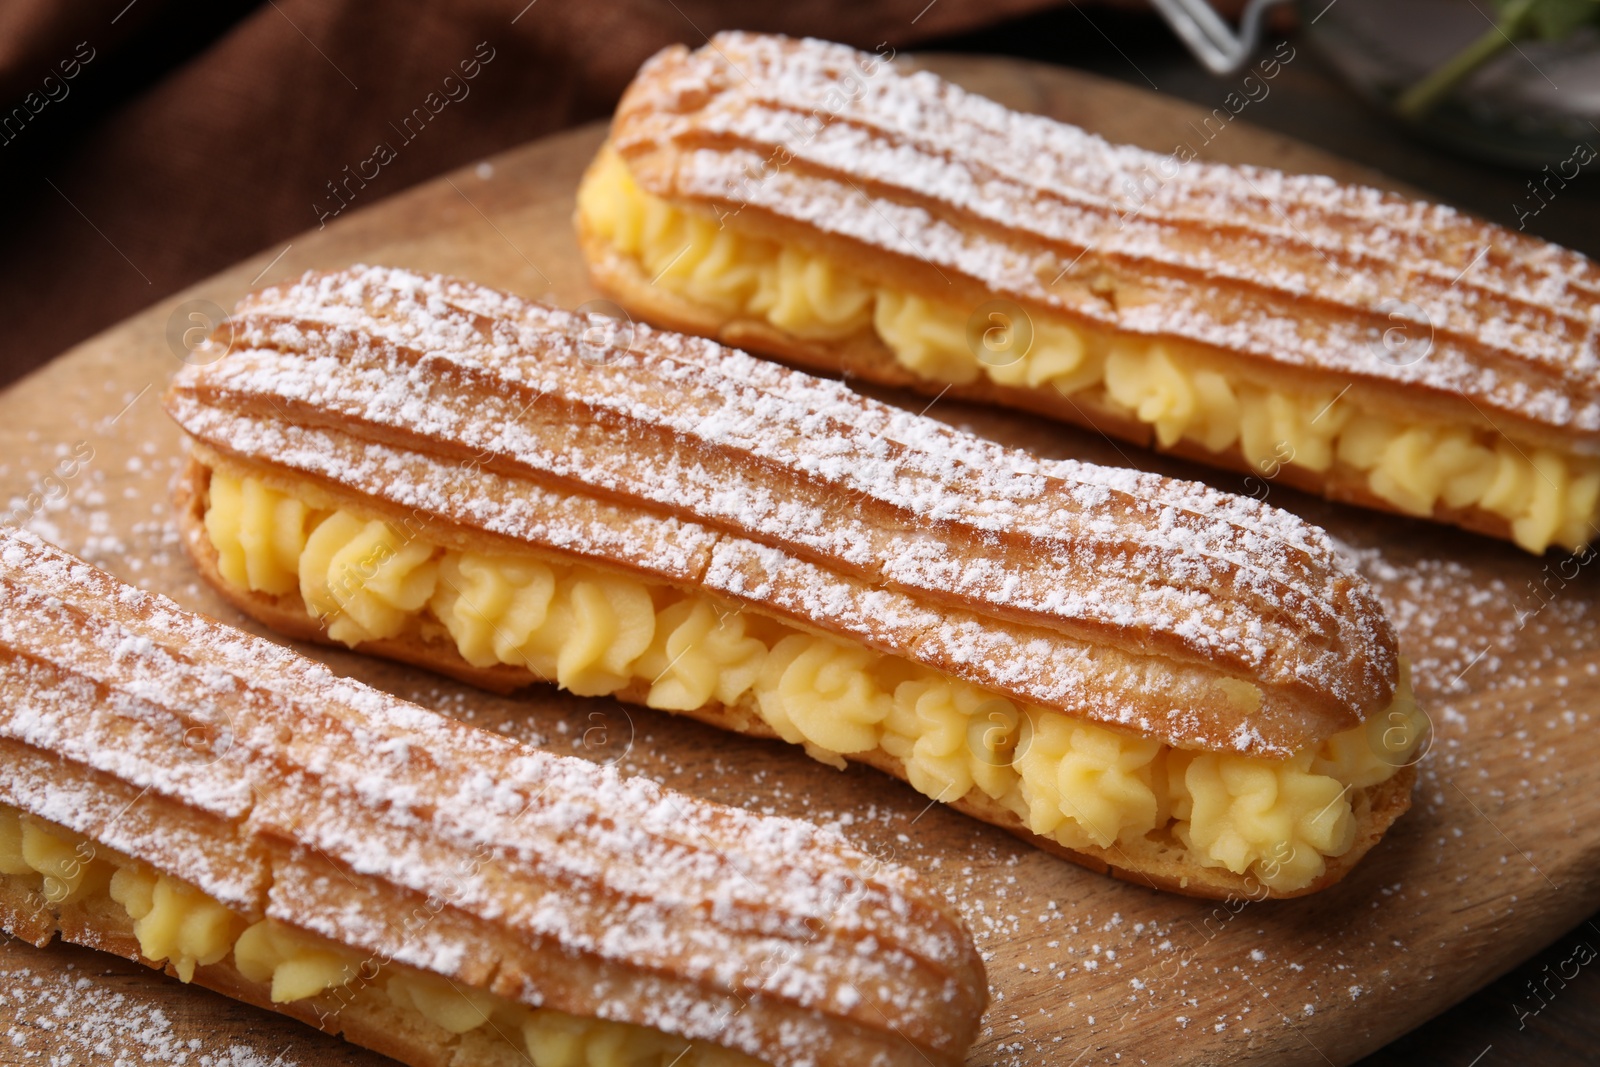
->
[924,9,1600,1065]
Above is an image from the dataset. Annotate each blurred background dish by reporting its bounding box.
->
[1307,0,1600,166]
[1150,0,1600,166]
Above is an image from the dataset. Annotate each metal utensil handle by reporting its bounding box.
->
[1149,0,1295,74]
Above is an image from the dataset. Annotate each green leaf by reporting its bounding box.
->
[1529,0,1600,39]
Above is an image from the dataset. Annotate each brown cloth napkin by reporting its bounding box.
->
[0,0,1067,387]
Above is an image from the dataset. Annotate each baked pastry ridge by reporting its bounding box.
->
[166,265,1423,899]
[0,526,986,1067]
[576,32,1600,555]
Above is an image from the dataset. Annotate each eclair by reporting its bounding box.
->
[575,32,1600,555]
[165,265,1424,900]
[0,526,985,1067]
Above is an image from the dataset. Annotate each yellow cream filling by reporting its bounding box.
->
[203,470,1424,892]
[0,806,756,1067]
[578,150,1600,554]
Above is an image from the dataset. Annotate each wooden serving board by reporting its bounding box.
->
[2,54,1596,1067]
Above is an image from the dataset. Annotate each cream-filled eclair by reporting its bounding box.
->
[576,32,1600,555]
[0,526,985,1067]
[165,265,1423,900]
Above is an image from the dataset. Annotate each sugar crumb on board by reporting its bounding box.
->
[0,961,300,1066]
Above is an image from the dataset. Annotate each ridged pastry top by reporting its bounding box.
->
[166,266,1396,757]
[609,32,1600,445]
[0,526,984,1067]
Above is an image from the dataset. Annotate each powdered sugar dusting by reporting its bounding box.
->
[0,959,298,1066]
[613,33,1600,437]
[0,526,983,1066]
[166,265,1399,755]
